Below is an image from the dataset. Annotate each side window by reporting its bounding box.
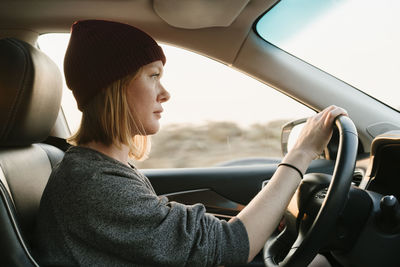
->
[38,34,81,132]
[38,34,315,169]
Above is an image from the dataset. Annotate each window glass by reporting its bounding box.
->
[38,34,315,168]
[257,0,400,111]
[38,34,81,132]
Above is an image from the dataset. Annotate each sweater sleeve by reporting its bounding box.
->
[67,171,249,266]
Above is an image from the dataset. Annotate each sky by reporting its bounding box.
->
[258,0,400,110]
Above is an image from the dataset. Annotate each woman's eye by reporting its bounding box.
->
[151,73,160,78]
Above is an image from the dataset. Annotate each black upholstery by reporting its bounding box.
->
[0,38,62,146]
[0,38,64,266]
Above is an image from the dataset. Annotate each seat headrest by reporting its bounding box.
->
[0,38,62,147]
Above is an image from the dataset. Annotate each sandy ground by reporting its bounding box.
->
[135,120,288,169]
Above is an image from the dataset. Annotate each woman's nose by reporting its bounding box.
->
[158,84,170,103]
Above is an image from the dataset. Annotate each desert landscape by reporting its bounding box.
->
[135,120,288,169]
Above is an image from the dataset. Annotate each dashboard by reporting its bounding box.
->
[330,131,400,267]
[361,131,400,199]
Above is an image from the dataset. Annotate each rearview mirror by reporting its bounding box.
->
[281,118,332,159]
[281,118,307,156]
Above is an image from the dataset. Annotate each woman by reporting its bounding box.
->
[34,20,346,266]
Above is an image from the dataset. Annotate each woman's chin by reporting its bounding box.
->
[145,123,160,135]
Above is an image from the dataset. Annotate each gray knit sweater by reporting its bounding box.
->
[33,146,249,266]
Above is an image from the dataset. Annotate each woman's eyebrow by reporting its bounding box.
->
[155,66,164,76]
[149,65,162,72]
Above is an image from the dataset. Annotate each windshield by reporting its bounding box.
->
[256,0,400,111]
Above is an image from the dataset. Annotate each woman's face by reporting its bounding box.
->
[126,60,170,135]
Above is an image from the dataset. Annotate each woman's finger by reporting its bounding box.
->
[324,106,348,127]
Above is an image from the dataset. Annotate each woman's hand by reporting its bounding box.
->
[237,105,348,263]
[291,105,348,161]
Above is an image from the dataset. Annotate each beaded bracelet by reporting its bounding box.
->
[278,163,304,179]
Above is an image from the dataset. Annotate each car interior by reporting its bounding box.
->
[1,0,400,266]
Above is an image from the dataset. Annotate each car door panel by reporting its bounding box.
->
[143,159,335,217]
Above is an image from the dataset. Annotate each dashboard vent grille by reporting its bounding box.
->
[352,168,364,186]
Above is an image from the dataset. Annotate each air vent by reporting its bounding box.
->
[352,168,364,186]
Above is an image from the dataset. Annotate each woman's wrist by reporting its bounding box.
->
[282,148,314,174]
[278,163,304,179]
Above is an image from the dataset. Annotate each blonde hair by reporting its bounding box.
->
[68,70,150,160]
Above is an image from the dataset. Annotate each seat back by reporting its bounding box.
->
[0,38,64,266]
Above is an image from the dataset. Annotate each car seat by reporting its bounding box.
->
[0,38,64,266]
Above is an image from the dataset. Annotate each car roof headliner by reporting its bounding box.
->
[0,0,277,65]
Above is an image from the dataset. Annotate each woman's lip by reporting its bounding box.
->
[154,110,162,118]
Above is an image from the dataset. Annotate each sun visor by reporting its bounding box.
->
[153,0,250,29]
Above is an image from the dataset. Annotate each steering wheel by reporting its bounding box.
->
[264,115,358,267]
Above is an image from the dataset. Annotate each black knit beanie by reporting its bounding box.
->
[64,20,166,111]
